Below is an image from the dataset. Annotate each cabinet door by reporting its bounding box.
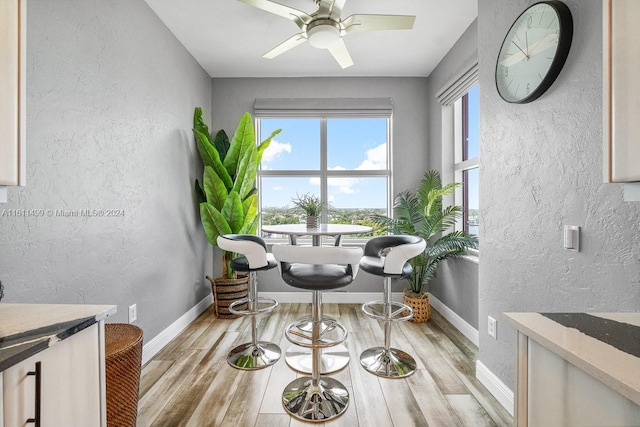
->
[0,0,26,186]
[604,0,640,182]
[3,324,101,427]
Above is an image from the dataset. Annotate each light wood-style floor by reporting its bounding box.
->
[138,303,513,426]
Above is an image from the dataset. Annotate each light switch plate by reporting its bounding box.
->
[563,225,580,251]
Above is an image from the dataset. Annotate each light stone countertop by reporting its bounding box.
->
[0,303,117,372]
[505,312,640,406]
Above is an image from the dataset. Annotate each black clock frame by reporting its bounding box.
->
[495,0,573,104]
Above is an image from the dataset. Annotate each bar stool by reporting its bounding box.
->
[217,234,281,370]
[272,244,363,422]
[359,235,426,378]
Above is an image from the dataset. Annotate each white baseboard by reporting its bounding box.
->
[427,293,479,346]
[260,291,404,304]
[476,360,514,416]
[142,293,213,366]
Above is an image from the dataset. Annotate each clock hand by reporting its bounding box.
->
[526,31,529,56]
[511,40,529,60]
[500,51,527,67]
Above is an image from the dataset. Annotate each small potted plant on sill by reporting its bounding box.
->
[290,192,326,228]
[370,170,478,322]
[193,107,280,318]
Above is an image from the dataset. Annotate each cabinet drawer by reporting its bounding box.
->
[2,324,101,427]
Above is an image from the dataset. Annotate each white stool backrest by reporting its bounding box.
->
[383,239,426,275]
[272,244,364,278]
[217,235,269,269]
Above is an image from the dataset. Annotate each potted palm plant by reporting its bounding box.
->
[193,107,280,317]
[290,192,326,228]
[370,170,478,322]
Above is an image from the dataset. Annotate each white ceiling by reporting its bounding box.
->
[144,0,477,78]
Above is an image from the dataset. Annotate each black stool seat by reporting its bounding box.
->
[281,264,355,290]
[231,254,277,272]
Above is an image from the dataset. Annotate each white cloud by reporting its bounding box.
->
[261,139,292,166]
[325,143,386,194]
[273,185,284,191]
[356,143,386,170]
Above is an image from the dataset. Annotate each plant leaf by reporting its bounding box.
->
[213,129,230,162]
[199,202,231,246]
[222,191,244,233]
[202,166,228,211]
[233,144,257,199]
[194,129,233,189]
[224,112,254,177]
[256,128,280,164]
[193,107,209,139]
[195,179,206,203]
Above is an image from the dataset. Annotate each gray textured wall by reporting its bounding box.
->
[0,0,213,342]
[210,77,429,292]
[426,20,480,329]
[479,0,640,389]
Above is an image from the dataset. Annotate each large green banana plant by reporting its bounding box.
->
[193,108,280,278]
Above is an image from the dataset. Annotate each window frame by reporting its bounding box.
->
[256,113,393,245]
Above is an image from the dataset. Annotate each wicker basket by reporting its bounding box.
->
[403,292,431,323]
[105,323,143,427]
[206,275,249,319]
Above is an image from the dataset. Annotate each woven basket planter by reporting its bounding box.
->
[403,292,431,323]
[206,275,248,319]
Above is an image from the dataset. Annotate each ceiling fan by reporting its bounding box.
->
[238,0,416,69]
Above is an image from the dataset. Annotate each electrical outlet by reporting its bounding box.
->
[128,304,137,323]
[488,316,497,339]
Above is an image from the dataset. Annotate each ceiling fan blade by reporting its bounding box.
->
[263,33,308,59]
[327,38,354,69]
[343,14,416,33]
[238,0,312,29]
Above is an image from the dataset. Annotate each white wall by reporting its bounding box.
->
[0,0,213,342]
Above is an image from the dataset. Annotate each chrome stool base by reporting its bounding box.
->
[227,341,281,370]
[359,346,417,378]
[282,376,349,422]
[285,344,349,375]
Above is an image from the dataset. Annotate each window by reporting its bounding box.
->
[436,63,479,252]
[257,111,391,243]
[454,85,479,239]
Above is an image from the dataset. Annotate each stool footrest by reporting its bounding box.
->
[285,318,347,349]
[362,300,414,322]
[229,297,278,316]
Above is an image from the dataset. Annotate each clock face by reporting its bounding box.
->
[495,1,573,103]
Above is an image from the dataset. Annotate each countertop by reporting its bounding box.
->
[0,303,117,372]
[505,312,640,406]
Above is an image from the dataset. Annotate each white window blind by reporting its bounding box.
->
[436,62,479,106]
[254,98,393,117]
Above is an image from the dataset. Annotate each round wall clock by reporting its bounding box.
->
[495,1,573,104]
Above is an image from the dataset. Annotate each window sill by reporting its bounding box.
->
[460,251,479,264]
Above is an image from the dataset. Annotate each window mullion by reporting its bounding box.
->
[320,118,328,226]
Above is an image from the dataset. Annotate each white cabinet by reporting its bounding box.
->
[2,324,102,427]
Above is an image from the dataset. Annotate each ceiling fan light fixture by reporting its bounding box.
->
[307,22,341,49]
